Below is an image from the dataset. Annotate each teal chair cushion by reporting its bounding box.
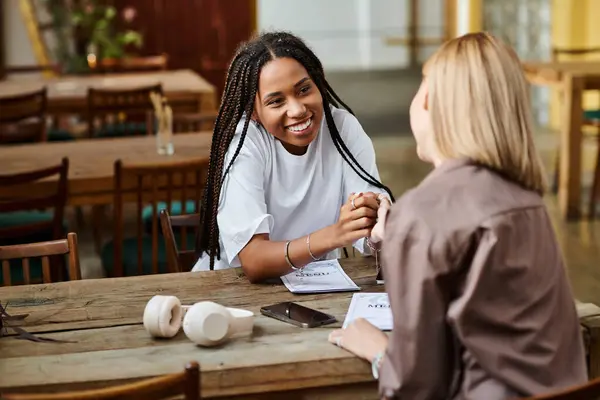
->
[95,123,147,138]
[101,233,196,277]
[0,211,53,229]
[101,236,169,277]
[584,110,600,121]
[47,129,75,142]
[142,200,199,233]
[0,211,67,246]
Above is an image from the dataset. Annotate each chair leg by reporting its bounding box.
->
[553,151,560,194]
[589,141,600,219]
[91,205,106,254]
[75,206,85,228]
[342,247,349,258]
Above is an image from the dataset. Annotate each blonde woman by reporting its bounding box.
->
[329,32,587,399]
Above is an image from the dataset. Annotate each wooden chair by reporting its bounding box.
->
[552,47,600,61]
[0,158,69,245]
[550,47,600,217]
[589,118,600,217]
[0,158,69,285]
[1,70,75,144]
[101,158,209,277]
[160,210,201,272]
[87,84,163,138]
[0,361,200,400]
[518,376,600,399]
[0,232,81,286]
[94,54,169,74]
[149,112,218,134]
[0,88,47,144]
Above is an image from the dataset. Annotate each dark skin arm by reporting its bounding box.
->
[239,193,380,283]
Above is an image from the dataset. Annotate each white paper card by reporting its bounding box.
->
[281,259,360,294]
[343,293,393,331]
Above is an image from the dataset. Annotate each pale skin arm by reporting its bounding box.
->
[366,195,392,250]
[239,192,380,283]
[327,196,392,362]
[329,318,388,364]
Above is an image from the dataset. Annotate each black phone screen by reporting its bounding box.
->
[261,302,335,326]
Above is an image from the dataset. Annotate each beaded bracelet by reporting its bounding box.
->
[366,237,380,253]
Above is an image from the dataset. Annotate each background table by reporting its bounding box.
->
[0,132,212,206]
[0,69,217,117]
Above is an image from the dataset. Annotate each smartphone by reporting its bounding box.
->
[260,302,337,328]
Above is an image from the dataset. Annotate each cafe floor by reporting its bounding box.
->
[72,68,600,307]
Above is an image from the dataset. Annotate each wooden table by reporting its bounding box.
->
[523,61,600,219]
[0,258,383,399]
[0,132,212,206]
[0,69,217,116]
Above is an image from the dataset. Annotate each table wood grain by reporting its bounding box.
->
[0,258,383,399]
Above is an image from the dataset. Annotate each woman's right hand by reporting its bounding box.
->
[332,192,378,247]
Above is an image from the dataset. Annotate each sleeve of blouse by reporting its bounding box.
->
[337,111,388,255]
[377,199,455,400]
[216,123,274,267]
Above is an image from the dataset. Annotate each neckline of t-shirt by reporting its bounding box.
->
[274,132,320,164]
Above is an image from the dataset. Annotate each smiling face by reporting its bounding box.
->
[253,57,324,155]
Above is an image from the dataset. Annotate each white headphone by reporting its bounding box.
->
[143,295,254,347]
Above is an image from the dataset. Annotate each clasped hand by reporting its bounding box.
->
[333,191,391,248]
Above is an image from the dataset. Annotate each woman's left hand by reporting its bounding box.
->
[328,318,388,362]
[370,195,392,244]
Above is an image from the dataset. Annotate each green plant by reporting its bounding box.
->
[71,1,143,60]
[41,0,144,73]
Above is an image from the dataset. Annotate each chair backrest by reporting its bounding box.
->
[0,158,69,243]
[112,158,209,277]
[160,210,201,272]
[552,46,600,61]
[0,88,47,144]
[519,377,600,399]
[149,112,218,135]
[94,54,169,74]
[0,232,81,286]
[0,361,200,400]
[87,84,163,138]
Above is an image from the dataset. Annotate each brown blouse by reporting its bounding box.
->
[379,158,587,399]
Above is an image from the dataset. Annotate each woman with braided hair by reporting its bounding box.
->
[192,31,393,282]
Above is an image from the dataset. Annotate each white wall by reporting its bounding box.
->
[5,0,447,74]
[3,0,37,66]
[418,0,445,62]
[258,0,368,70]
[257,0,445,71]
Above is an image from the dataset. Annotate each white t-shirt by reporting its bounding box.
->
[192,106,387,271]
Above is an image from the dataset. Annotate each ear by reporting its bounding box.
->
[251,110,260,123]
[423,87,429,112]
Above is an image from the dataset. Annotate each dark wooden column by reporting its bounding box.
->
[408,0,419,67]
[114,0,255,99]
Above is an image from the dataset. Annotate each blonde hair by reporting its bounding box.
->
[424,32,547,194]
